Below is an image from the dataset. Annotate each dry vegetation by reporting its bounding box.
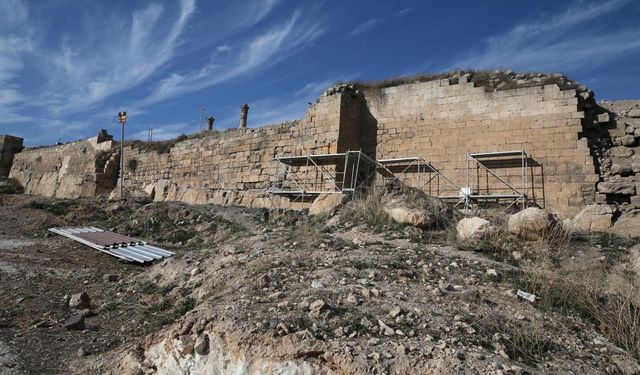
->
[336,70,580,93]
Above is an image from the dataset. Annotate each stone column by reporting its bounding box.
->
[239,104,249,129]
[206,117,215,131]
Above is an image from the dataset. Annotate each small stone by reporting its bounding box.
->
[378,320,395,336]
[309,300,325,318]
[311,280,324,289]
[190,268,201,277]
[389,307,402,318]
[69,292,91,309]
[346,293,360,305]
[597,113,610,123]
[64,314,85,330]
[103,274,119,282]
[194,335,209,355]
[77,347,88,357]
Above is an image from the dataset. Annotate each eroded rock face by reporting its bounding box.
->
[569,204,616,232]
[308,193,350,217]
[456,217,493,241]
[141,332,334,375]
[507,208,559,240]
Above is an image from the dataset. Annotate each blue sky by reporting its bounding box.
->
[1,0,639,146]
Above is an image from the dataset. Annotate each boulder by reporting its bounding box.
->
[606,146,633,159]
[69,292,91,309]
[194,334,209,355]
[597,181,636,195]
[507,208,559,240]
[610,163,633,176]
[308,193,350,216]
[384,206,436,229]
[456,217,493,241]
[628,108,640,118]
[569,204,616,232]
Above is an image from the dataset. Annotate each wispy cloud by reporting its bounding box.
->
[0,0,34,124]
[450,0,639,72]
[348,18,379,37]
[138,11,324,107]
[40,0,196,114]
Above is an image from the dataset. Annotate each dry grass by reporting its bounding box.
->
[338,70,579,93]
[514,263,640,359]
[472,311,555,364]
[340,190,396,229]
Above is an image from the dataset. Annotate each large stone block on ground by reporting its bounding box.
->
[308,193,350,216]
[569,204,616,232]
[456,217,493,241]
[507,207,559,240]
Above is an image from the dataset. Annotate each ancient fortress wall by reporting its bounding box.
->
[121,92,349,208]
[360,79,598,216]
[7,73,638,220]
[8,135,119,198]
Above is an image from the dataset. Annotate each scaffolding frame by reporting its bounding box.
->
[267,151,384,204]
[465,150,529,210]
[377,157,463,200]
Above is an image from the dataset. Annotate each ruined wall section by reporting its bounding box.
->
[9,137,119,198]
[0,135,23,177]
[360,78,598,216]
[122,92,345,208]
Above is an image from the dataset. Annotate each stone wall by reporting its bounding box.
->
[9,72,637,220]
[358,77,598,216]
[586,100,640,233]
[9,135,119,198]
[121,92,348,208]
[0,135,23,177]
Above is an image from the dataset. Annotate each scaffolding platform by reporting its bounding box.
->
[267,151,384,203]
[377,157,462,200]
[464,150,530,210]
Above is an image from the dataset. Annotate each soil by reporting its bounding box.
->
[1,194,639,374]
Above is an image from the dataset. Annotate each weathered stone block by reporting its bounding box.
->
[597,181,636,195]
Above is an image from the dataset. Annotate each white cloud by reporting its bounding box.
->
[348,18,379,37]
[138,11,324,107]
[451,0,639,72]
[41,0,196,113]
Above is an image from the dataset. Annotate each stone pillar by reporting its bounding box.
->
[239,104,249,129]
[206,117,215,131]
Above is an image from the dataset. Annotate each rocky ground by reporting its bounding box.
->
[1,194,640,374]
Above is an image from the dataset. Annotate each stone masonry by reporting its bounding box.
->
[5,71,637,221]
[9,133,119,198]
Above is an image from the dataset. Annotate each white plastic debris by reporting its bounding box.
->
[516,289,536,302]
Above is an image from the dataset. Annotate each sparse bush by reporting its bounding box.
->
[0,177,23,194]
[340,190,395,229]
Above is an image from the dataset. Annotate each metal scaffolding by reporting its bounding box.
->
[377,157,463,200]
[267,151,385,203]
[465,150,529,210]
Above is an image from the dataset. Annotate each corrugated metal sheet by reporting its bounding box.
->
[49,226,174,263]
